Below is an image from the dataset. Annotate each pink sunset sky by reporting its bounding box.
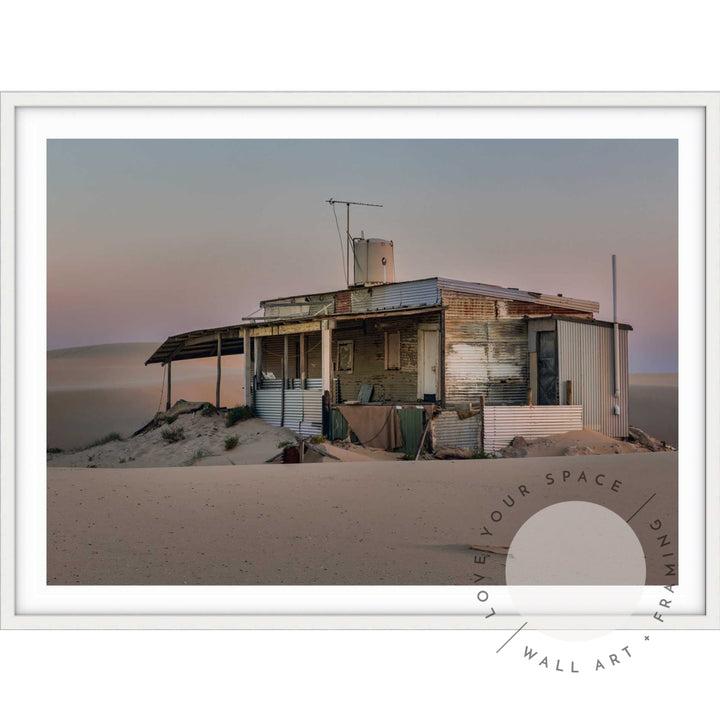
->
[47,139,678,372]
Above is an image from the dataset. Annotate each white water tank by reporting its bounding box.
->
[353,238,395,286]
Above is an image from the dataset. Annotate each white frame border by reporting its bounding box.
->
[1,92,718,629]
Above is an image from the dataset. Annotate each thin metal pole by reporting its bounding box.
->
[612,255,620,398]
[166,361,172,411]
[346,202,351,287]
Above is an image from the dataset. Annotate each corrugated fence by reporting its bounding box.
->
[254,379,324,435]
[482,405,583,452]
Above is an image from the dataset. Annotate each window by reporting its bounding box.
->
[385,331,401,370]
[337,340,354,373]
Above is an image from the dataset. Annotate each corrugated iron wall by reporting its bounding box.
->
[556,319,629,437]
[483,405,583,451]
[433,411,481,450]
[350,278,439,313]
[254,386,323,435]
[441,289,594,407]
[442,290,529,405]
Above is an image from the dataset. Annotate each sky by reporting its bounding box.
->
[47,139,678,372]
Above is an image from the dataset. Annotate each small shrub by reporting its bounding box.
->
[47,447,63,454]
[224,435,239,450]
[277,439,294,449]
[200,404,216,417]
[118,457,126,464]
[309,434,326,444]
[225,405,254,427]
[399,452,415,461]
[165,415,177,425]
[161,427,185,443]
[183,447,210,466]
[471,450,491,460]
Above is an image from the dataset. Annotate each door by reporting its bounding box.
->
[420,329,439,402]
[537,330,558,405]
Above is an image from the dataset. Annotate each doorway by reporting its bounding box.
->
[418,328,439,402]
[537,330,558,405]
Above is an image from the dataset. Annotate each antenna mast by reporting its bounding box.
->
[326,199,383,287]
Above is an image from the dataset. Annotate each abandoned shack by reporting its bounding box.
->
[146,240,631,453]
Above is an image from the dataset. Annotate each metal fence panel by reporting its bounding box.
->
[433,410,481,450]
[483,405,583,452]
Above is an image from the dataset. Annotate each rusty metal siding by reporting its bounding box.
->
[335,291,351,314]
[442,290,529,405]
[556,319,629,437]
[433,411,481,450]
[437,278,599,314]
[350,278,439,313]
[483,406,583,452]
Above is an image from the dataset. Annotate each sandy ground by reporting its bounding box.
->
[47,343,245,449]
[629,373,678,448]
[47,453,677,585]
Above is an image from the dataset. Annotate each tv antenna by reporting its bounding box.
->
[326,198,383,286]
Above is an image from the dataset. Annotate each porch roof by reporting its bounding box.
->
[145,305,443,365]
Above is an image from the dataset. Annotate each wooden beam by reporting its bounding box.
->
[321,319,333,395]
[216,334,222,409]
[165,361,172,411]
[283,335,290,383]
[299,332,306,386]
[280,339,287,427]
[253,337,262,388]
[243,328,253,407]
[248,320,322,337]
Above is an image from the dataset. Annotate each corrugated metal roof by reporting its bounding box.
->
[438,278,599,313]
[260,277,599,315]
[145,325,245,365]
[147,278,600,366]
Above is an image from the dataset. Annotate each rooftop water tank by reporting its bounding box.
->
[353,238,395,286]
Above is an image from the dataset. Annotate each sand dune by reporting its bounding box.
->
[47,342,245,449]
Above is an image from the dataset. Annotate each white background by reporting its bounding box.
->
[2,2,719,718]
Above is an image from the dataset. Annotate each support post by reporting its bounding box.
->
[283,335,289,386]
[280,338,287,427]
[254,337,262,390]
[526,387,533,406]
[216,334,222,409]
[299,332,306,388]
[479,395,486,454]
[321,319,333,396]
[566,379,573,406]
[243,328,253,407]
[165,361,172,411]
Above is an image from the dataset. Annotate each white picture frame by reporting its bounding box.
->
[1,92,718,630]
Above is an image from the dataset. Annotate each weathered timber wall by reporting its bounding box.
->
[331,312,439,403]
